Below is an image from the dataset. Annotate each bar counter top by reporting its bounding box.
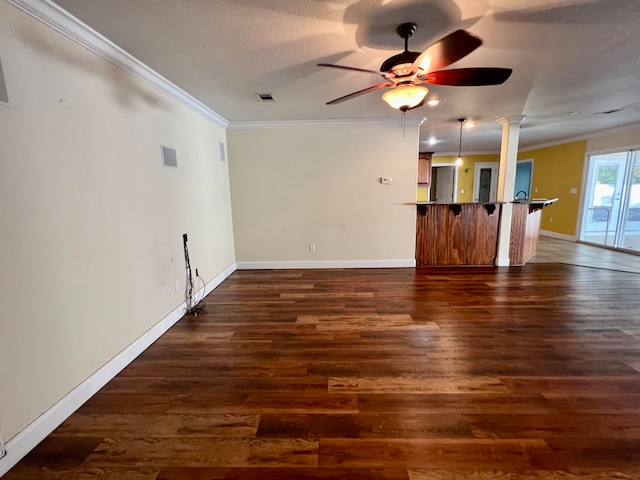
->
[511,197,558,206]
[416,198,558,206]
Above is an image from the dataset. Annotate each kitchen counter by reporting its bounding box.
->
[415,198,558,266]
[509,198,558,265]
[511,197,558,208]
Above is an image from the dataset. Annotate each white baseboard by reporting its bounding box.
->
[201,263,236,296]
[0,262,236,477]
[540,230,576,242]
[236,259,416,269]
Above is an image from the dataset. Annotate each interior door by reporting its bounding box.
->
[515,160,533,198]
[434,166,455,203]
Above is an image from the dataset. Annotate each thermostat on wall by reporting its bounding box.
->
[380,177,392,185]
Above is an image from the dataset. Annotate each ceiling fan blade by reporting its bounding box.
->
[412,30,482,74]
[326,82,390,105]
[425,67,513,86]
[318,63,382,76]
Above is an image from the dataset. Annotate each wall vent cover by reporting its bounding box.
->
[256,93,277,102]
[0,56,8,104]
[162,146,178,167]
[0,430,5,459]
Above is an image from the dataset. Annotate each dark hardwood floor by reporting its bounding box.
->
[5,264,640,479]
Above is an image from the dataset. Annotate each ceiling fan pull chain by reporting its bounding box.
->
[402,111,406,138]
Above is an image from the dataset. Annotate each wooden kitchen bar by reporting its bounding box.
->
[416,199,557,266]
[509,198,558,265]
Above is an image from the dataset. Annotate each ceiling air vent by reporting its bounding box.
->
[593,108,623,116]
[256,93,277,103]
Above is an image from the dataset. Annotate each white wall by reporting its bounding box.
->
[0,1,235,444]
[227,125,419,266]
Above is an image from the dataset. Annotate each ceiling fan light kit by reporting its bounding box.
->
[382,84,428,111]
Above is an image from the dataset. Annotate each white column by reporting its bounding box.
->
[495,115,526,267]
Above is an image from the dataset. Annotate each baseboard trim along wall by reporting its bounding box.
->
[0,262,236,477]
[540,230,576,242]
[236,259,416,269]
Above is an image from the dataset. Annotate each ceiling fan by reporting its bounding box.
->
[318,23,512,112]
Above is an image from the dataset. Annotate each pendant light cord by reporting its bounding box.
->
[458,118,464,158]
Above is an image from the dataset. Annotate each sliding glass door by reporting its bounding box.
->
[619,154,640,250]
[580,150,640,250]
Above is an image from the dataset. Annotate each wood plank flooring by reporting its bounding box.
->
[5,264,640,479]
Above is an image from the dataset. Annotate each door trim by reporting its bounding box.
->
[431,163,459,203]
[578,150,637,248]
[516,158,534,197]
[473,162,498,202]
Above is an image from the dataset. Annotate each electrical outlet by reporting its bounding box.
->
[549,217,553,223]
[309,243,316,252]
[175,280,180,292]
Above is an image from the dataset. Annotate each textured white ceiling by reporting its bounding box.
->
[51,0,640,153]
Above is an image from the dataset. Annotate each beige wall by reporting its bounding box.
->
[587,125,640,152]
[227,126,419,263]
[0,3,235,441]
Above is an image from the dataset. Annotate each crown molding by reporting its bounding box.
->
[433,151,500,157]
[433,122,640,156]
[227,118,423,130]
[6,0,229,128]
[520,121,640,152]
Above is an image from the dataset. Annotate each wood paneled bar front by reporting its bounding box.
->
[416,203,502,266]
[415,199,557,267]
[509,198,558,266]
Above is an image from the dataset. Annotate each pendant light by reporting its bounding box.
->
[456,118,465,165]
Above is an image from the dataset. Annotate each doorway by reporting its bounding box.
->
[473,162,498,202]
[579,150,640,250]
[515,159,534,199]
[430,165,456,203]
